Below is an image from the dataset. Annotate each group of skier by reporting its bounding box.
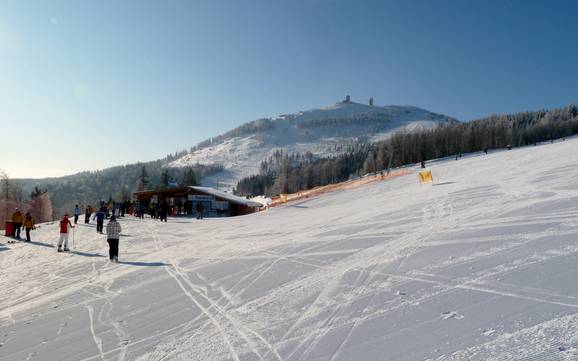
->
[6,202,123,262]
[146,201,171,222]
[5,197,205,262]
[7,208,35,244]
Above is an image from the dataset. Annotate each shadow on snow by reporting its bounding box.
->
[433,182,457,186]
[117,261,168,267]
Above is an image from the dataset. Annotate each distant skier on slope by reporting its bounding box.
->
[93,207,106,233]
[57,214,75,252]
[23,212,35,242]
[138,202,146,219]
[84,205,92,224]
[11,208,23,241]
[114,203,121,218]
[106,215,122,262]
[160,200,169,222]
[196,203,204,219]
[73,205,80,224]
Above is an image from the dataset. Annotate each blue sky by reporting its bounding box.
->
[1,0,577,178]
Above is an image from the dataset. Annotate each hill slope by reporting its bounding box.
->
[169,100,455,189]
[1,138,578,360]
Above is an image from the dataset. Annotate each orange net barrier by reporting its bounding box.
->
[269,169,412,207]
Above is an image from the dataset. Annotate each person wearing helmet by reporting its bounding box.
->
[57,214,75,252]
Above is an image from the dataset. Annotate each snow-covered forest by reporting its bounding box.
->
[235,105,578,197]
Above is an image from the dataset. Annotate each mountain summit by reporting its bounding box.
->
[170,98,456,189]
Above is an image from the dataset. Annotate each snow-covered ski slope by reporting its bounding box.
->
[169,101,453,190]
[2,138,578,361]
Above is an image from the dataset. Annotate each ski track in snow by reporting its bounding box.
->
[86,304,106,361]
[150,222,284,361]
[2,138,578,360]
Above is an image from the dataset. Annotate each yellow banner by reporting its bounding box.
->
[419,171,433,184]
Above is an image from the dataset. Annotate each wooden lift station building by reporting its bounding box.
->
[133,186,263,217]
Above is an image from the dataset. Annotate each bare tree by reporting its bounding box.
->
[0,170,26,224]
[0,170,8,223]
[1,170,9,201]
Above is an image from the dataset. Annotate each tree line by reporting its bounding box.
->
[19,162,223,219]
[235,105,578,197]
[1,171,53,225]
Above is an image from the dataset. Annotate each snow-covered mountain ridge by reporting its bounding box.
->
[169,99,456,189]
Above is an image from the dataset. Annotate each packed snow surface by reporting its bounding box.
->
[2,138,578,361]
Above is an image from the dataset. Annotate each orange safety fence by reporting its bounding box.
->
[268,169,413,208]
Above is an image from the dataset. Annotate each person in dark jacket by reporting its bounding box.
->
[93,207,106,233]
[196,203,204,220]
[84,205,92,224]
[160,200,168,222]
[138,203,146,219]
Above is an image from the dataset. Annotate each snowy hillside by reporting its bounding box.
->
[2,138,578,360]
[169,100,454,189]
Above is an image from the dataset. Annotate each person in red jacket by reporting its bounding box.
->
[57,214,75,252]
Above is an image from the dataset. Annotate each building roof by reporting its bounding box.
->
[188,186,263,208]
[133,187,189,197]
[134,186,262,208]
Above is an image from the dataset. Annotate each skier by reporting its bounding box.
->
[23,212,35,242]
[57,214,75,252]
[73,205,80,224]
[114,204,121,218]
[196,203,204,220]
[84,205,92,224]
[160,200,168,222]
[154,204,158,219]
[138,202,146,219]
[93,207,106,233]
[105,215,122,262]
[11,208,23,241]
